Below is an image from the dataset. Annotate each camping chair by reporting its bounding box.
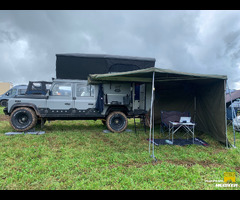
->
[160,111,193,140]
[160,111,190,132]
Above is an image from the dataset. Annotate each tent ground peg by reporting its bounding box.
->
[150,154,157,162]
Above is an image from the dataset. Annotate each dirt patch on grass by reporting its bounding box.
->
[150,158,224,169]
[167,159,196,167]
[0,115,9,121]
[92,132,115,145]
[235,167,240,174]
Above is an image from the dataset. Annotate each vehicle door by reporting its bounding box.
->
[139,83,146,110]
[133,83,146,110]
[47,82,74,110]
[74,83,95,110]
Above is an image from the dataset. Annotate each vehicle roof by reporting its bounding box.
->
[29,81,52,84]
[12,85,28,89]
[56,53,156,62]
[53,79,88,83]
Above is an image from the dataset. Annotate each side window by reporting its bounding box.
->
[51,83,72,96]
[31,83,42,91]
[76,84,94,97]
[18,89,26,95]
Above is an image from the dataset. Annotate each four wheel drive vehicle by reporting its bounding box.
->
[4,79,151,133]
[0,85,27,107]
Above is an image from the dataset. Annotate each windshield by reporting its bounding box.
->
[5,88,17,96]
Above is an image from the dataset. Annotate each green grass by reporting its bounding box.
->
[0,107,4,115]
[0,107,240,190]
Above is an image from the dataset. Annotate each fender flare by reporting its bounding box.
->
[9,103,40,116]
[105,105,129,117]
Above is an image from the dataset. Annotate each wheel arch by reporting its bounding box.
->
[9,103,40,116]
[105,105,129,117]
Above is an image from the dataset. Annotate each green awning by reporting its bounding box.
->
[88,67,227,84]
[88,67,228,145]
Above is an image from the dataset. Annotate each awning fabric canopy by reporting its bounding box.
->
[88,67,227,83]
[88,67,228,145]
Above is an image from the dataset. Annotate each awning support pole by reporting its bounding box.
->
[149,71,156,160]
[226,81,237,148]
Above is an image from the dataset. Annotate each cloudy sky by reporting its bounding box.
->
[1,10,240,89]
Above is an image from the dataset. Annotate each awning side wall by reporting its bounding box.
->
[152,79,227,144]
[195,79,227,144]
[153,82,195,124]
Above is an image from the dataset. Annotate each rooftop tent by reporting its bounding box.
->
[56,53,156,80]
[88,67,228,145]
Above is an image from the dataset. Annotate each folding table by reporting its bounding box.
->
[169,121,195,144]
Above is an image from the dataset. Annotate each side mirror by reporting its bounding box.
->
[5,92,9,96]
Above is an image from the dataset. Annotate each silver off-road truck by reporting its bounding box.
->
[4,78,151,133]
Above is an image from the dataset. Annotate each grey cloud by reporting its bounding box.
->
[1,10,240,89]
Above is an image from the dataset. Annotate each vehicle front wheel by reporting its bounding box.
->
[10,107,37,132]
[0,100,8,107]
[106,111,128,133]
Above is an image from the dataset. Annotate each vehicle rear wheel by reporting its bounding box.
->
[106,111,128,133]
[10,107,37,132]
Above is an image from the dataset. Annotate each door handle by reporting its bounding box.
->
[65,103,70,105]
[88,103,94,105]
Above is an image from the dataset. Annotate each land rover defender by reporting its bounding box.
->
[4,79,150,132]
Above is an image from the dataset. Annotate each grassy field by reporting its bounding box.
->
[0,107,239,190]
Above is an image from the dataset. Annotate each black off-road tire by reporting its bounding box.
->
[10,107,37,132]
[106,111,128,133]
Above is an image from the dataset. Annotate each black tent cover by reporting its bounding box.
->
[56,53,156,80]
